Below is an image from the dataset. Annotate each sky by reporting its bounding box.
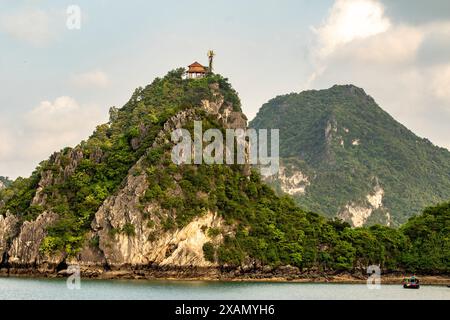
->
[1,0,450,179]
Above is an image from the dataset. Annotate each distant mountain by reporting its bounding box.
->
[0,177,12,190]
[250,85,450,227]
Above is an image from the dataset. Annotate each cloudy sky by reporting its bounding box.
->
[1,0,450,179]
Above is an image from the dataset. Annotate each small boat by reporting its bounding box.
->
[402,276,420,289]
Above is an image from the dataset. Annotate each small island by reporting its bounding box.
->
[1,66,449,286]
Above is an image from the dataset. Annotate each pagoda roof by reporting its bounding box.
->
[188,61,204,68]
[187,61,207,74]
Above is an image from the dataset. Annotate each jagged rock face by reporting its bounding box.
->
[130,124,149,151]
[89,101,232,268]
[68,233,106,267]
[202,83,247,130]
[93,189,224,267]
[91,172,149,266]
[201,86,249,175]
[227,111,248,130]
[8,211,58,265]
[201,101,247,130]
[0,212,20,264]
[32,148,84,206]
[278,166,310,196]
[89,147,104,163]
[338,185,391,227]
[1,80,249,271]
[325,120,335,141]
[158,213,224,267]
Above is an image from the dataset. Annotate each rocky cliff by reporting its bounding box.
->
[0,70,252,277]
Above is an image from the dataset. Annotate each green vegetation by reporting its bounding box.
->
[400,202,450,273]
[140,124,449,272]
[121,223,136,237]
[0,69,239,256]
[208,228,221,238]
[0,170,42,221]
[203,242,216,262]
[213,183,449,273]
[0,72,448,275]
[250,85,450,226]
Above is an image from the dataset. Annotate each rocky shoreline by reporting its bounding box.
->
[1,266,449,285]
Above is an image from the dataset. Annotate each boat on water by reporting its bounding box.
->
[402,276,420,289]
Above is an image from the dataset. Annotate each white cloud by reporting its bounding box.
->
[307,0,450,149]
[0,8,56,46]
[335,26,424,65]
[313,0,391,59]
[430,64,450,102]
[0,97,107,178]
[70,71,111,89]
[23,97,106,158]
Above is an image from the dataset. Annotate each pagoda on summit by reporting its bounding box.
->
[186,50,215,79]
[187,61,207,79]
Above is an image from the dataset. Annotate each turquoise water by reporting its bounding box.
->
[0,277,449,300]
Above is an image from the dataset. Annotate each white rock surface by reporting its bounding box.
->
[278,166,310,195]
[338,185,387,227]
